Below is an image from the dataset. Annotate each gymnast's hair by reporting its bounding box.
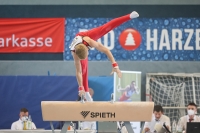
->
[75,44,88,60]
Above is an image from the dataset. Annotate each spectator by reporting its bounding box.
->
[176,102,200,132]
[142,105,170,133]
[11,108,36,130]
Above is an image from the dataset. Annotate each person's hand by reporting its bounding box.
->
[144,127,150,132]
[110,67,122,78]
[110,62,122,78]
[78,86,85,97]
[78,90,85,97]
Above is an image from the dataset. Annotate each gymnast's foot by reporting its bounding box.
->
[130,11,139,19]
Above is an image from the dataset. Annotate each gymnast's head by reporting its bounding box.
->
[130,81,136,88]
[75,44,88,60]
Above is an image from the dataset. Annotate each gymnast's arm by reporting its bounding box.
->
[84,36,122,78]
[135,86,140,94]
[118,85,129,91]
[72,52,84,94]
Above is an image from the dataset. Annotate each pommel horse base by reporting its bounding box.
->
[41,100,154,133]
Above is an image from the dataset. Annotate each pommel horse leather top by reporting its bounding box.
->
[41,101,154,122]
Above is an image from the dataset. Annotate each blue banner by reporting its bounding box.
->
[0,76,78,129]
[65,18,200,61]
[0,76,113,129]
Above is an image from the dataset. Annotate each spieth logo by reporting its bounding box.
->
[80,111,115,119]
[119,28,142,51]
[80,111,90,119]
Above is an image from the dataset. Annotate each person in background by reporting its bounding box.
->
[176,102,200,132]
[143,105,170,133]
[118,81,140,101]
[11,108,36,130]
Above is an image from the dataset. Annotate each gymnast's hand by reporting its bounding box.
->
[110,67,122,78]
[78,89,85,97]
[78,86,85,97]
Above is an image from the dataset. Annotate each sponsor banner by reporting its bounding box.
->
[65,18,200,61]
[114,71,141,133]
[0,18,64,53]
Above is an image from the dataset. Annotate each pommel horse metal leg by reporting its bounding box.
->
[124,121,135,133]
[50,122,55,133]
[61,122,71,133]
[50,121,71,133]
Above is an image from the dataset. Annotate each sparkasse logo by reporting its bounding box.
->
[119,28,142,51]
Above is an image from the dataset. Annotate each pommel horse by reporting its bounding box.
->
[41,96,154,133]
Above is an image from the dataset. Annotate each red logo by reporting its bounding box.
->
[119,28,142,50]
